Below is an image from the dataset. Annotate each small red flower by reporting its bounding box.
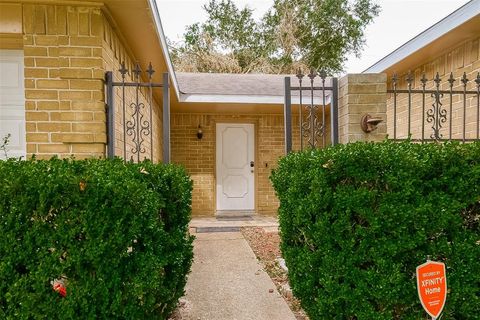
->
[52,280,67,297]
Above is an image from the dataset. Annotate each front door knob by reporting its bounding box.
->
[250,161,254,167]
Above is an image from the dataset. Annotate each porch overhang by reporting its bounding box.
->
[175,72,333,107]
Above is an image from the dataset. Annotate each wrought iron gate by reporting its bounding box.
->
[105,62,170,163]
[284,69,339,153]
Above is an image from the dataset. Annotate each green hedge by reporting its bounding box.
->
[0,158,193,319]
[271,141,480,319]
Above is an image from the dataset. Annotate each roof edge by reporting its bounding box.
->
[364,0,480,73]
[147,0,180,99]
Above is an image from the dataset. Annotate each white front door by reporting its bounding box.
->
[0,50,25,160]
[216,123,255,212]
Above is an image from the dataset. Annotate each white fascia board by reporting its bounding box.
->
[364,0,480,73]
[180,93,331,105]
[147,0,181,99]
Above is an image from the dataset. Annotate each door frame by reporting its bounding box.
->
[213,119,258,215]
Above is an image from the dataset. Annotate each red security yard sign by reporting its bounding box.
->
[416,260,447,319]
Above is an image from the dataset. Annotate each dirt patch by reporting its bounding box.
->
[241,227,309,320]
[168,298,189,320]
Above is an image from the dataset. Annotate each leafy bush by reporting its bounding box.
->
[271,141,480,319]
[0,158,193,319]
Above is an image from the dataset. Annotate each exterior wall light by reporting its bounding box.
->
[197,125,203,139]
[361,114,383,133]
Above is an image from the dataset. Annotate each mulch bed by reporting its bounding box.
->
[241,227,309,320]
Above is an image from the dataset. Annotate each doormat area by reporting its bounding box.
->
[215,216,254,221]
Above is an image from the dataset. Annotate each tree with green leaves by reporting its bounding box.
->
[169,0,380,74]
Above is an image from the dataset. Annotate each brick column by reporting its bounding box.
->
[338,73,387,143]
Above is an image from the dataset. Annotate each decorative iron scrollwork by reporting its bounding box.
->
[295,68,329,149]
[123,63,153,161]
[121,62,153,162]
[426,73,447,140]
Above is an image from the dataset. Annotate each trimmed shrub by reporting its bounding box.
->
[271,141,480,319]
[0,158,193,319]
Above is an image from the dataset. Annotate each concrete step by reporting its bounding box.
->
[190,215,279,233]
[195,226,241,233]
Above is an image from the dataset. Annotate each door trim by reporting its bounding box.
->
[214,120,258,215]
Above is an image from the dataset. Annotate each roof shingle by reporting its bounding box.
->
[176,72,332,98]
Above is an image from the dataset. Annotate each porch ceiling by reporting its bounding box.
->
[98,0,175,96]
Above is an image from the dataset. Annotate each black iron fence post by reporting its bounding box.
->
[105,71,114,159]
[284,76,292,154]
[331,77,339,145]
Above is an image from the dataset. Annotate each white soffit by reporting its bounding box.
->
[364,0,480,73]
[179,94,331,105]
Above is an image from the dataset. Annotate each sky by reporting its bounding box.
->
[155,0,471,74]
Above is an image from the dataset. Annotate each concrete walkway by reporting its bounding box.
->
[177,231,296,320]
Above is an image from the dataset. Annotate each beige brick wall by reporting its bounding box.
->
[171,113,301,216]
[22,4,106,159]
[338,74,388,143]
[387,36,480,140]
[13,3,164,161]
